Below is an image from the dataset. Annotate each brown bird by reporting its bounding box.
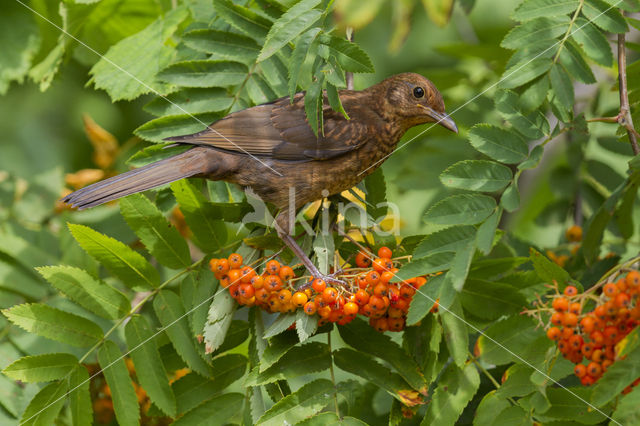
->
[62,73,457,282]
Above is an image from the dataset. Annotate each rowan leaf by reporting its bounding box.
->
[144,88,233,117]
[67,365,92,426]
[571,18,613,66]
[501,17,569,49]
[421,362,480,425]
[440,160,512,192]
[424,194,496,226]
[582,0,628,33]
[158,60,248,88]
[203,291,237,354]
[3,353,78,383]
[512,0,580,21]
[98,340,140,426]
[182,29,260,64]
[468,124,529,164]
[213,0,271,40]
[134,112,223,143]
[245,342,330,386]
[256,379,334,425]
[173,393,244,426]
[319,34,374,73]
[19,381,67,426]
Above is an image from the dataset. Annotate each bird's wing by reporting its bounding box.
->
[165,93,377,161]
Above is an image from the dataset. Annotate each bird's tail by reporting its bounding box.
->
[62,147,216,209]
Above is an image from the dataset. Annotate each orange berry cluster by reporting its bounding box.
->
[544,272,640,390]
[209,247,432,332]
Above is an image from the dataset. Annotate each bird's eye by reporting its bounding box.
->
[413,87,425,98]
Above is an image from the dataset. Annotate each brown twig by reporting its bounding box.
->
[617,30,639,155]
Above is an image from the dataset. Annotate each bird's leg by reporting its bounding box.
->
[274,211,346,288]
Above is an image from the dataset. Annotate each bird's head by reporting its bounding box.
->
[378,73,457,133]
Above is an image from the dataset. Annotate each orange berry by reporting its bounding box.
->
[388,317,405,332]
[580,316,595,333]
[372,257,393,273]
[265,260,281,275]
[228,269,242,284]
[279,266,295,282]
[581,375,595,386]
[552,297,569,312]
[626,270,640,288]
[209,258,219,272]
[228,283,241,298]
[551,312,564,326]
[354,289,370,306]
[303,301,316,315]
[569,334,583,351]
[343,302,359,315]
[373,317,388,332]
[569,302,581,315]
[564,285,578,296]
[591,331,605,346]
[318,306,331,318]
[603,283,619,297]
[312,278,326,293]
[373,282,389,297]
[215,258,230,274]
[278,289,292,303]
[615,292,630,308]
[581,342,594,358]
[594,305,607,320]
[574,364,587,378]
[255,288,269,302]
[378,246,393,258]
[238,283,254,298]
[380,271,394,283]
[565,225,582,242]
[250,275,264,289]
[399,284,415,299]
[240,266,256,283]
[366,270,380,285]
[264,275,283,292]
[292,291,308,307]
[561,327,574,339]
[587,362,602,378]
[388,307,404,318]
[562,312,578,327]
[355,251,372,268]
[369,295,385,311]
[228,253,243,269]
[322,287,338,303]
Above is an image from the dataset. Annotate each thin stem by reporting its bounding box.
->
[617,29,639,155]
[552,0,584,63]
[328,331,340,417]
[346,28,354,90]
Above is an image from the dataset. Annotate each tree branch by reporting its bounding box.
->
[617,30,639,155]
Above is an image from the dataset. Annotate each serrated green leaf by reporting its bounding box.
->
[158,60,248,88]
[203,291,237,354]
[173,392,244,426]
[19,380,67,426]
[67,365,92,426]
[512,0,580,21]
[305,74,324,136]
[258,0,322,62]
[440,296,469,367]
[89,7,188,101]
[421,362,479,425]
[468,124,529,163]
[440,160,513,192]
[144,88,233,117]
[37,265,129,320]
[120,193,191,269]
[68,223,159,290]
[422,0,455,27]
[494,90,549,138]
[582,0,628,33]
[326,82,349,120]
[213,0,271,40]
[501,181,520,212]
[558,40,597,84]
[424,194,497,226]
[474,391,510,426]
[246,73,278,104]
[476,315,542,365]
[591,345,640,406]
[519,75,550,111]
[153,290,211,376]
[460,279,527,320]
[501,17,569,49]
[518,145,544,170]
[3,353,77,383]
[98,340,140,426]
[0,2,40,95]
[183,29,260,63]
[319,35,374,73]
[393,252,453,281]
[134,112,223,143]
[295,309,318,342]
[125,315,176,417]
[500,56,553,89]
[171,179,228,252]
[529,247,571,284]
[2,303,103,347]
[413,226,477,259]
[288,28,321,98]
[544,387,610,422]
[549,63,574,114]
[257,379,333,426]
[601,0,640,12]
[583,180,626,264]
[245,342,330,386]
[333,348,422,406]
[612,386,640,425]
[476,209,501,254]
[571,18,613,66]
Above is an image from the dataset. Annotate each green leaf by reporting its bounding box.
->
[501,17,569,49]
[171,180,228,252]
[474,391,510,426]
[3,353,78,383]
[339,318,428,392]
[460,279,527,320]
[612,386,640,425]
[446,238,476,292]
[333,348,422,406]
[125,315,176,417]
[288,28,321,98]
[512,0,580,21]
[211,320,249,355]
[182,29,260,63]
[549,63,574,112]
[518,145,544,170]
[19,380,67,426]
[440,297,469,367]
[134,112,223,143]
[68,223,160,290]
[476,209,501,254]
[120,193,191,269]
[501,56,553,89]
[246,73,278,104]
[264,312,297,339]
[494,90,549,139]
[545,387,610,423]
[245,342,330,386]
[421,362,480,425]
[153,290,211,376]
[519,75,550,111]
[89,7,188,101]
[298,412,368,425]
[98,340,140,426]
[476,315,542,365]
[37,265,129,320]
[319,35,374,73]
[67,365,92,426]
[414,226,477,258]
[558,40,597,84]
[424,194,496,226]
[529,247,571,284]
[260,330,298,372]
[601,0,640,12]
[364,166,387,219]
[422,0,455,27]
[393,252,453,281]
[582,181,626,264]
[2,303,103,347]
[0,2,40,95]
[213,0,271,40]
[295,309,318,342]
[571,18,613,66]
[158,60,248,88]
[501,182,520,212]
[440,160,512,192]
[304,74,324,136]
[203,291,237,354]
[144,88,233,117]
[592,345,640,406]
[173,392,244,426]
[468,124,529,163]
[258,0,323,62]
[257,379,333,425]
[326,82,349,119]
[582,0,628,33]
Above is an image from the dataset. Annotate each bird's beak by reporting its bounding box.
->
[422,106,458,133]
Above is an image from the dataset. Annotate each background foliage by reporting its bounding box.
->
[1,0,640,425]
